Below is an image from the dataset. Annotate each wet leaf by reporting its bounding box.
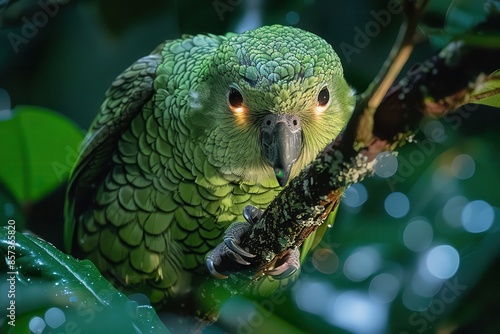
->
[0,227,169,334]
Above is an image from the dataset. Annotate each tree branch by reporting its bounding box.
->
[211,0,430,278]
[196,0,500,320]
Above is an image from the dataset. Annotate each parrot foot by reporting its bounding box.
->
[265,247,300,279]
[223,222,256,261]
[207,205,299,280]
[205,222,254,278]
[206,206,262,279]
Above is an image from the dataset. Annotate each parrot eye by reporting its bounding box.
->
[317,86,330,107]
[228,88,244,109]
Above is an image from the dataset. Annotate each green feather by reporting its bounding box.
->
[64,25,354,309]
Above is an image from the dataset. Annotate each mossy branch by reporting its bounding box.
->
[211,0,429,278]
[200,0,500,318]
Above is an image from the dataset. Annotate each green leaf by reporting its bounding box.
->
[471,71,500,108]
[444,0,487,35]
[0,105,84,204]
[421,0,487,33]
[420,0,494,48]
[0,227,169,333]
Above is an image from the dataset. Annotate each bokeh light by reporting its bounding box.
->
[384,192,410,218]
[403,218,433,252]
[0,88,10,108]
[286,11,300,25]
[294,280,333,316]
[343,183,368,208]
[327,291,388,334]
[426,245,460,279]
[374,152,398,178]
[234,1,262,33]
[312,248,339,274]
[369,273,400,303]
[128,293,151,306]
[44,307,65,329]
[423,120,447,143]
[461,200,495,233]
[451,154,475,179]
[29,316,46,334]
[343,247,381,282]
[4,202,14,217]
[442,196,469,228]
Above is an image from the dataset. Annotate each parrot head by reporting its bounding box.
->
[190,24,354,187]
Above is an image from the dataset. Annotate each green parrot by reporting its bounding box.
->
[64,24,354,314]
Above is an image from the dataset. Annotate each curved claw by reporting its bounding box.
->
[266,265,297,279]
[227,249,251,265]
[206,208,263,278]
[224,238,256,259]
[243,205,263,224]
[265,247,301,279]
[243,205,264,224]
[206,257,228,279]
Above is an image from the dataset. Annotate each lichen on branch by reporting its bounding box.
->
[212,0,430,280]
[206,0,500,299]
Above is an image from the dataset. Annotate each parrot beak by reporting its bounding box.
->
[261,114,303,187]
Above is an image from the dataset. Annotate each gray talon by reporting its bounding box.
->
[227,249,251,265]
[206,208,263,277]
[266,265,297,279]
[206,256,228,279]
[224,238,256,259]
[265,247,301,279]
[243,205,263,224]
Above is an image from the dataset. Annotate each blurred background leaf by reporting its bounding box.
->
[0,227,169,333]
[0,105,83,204]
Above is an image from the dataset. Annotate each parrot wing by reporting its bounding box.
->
[64,45,163,253]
